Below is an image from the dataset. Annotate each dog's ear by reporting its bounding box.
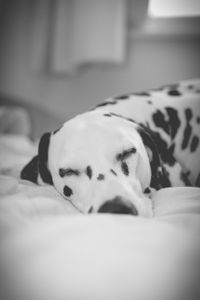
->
[20,155,39,183]
[38,132,53,184]
[137,125,171,189]
[21,132,53,185]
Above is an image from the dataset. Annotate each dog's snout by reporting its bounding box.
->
[98,196,138,215]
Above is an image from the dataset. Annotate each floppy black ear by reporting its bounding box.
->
[21,155,39,183]
[37,132,53,185]
[21,132,53,185]
[137,125,171,189]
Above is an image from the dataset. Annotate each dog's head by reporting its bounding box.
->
[21,111,169,216]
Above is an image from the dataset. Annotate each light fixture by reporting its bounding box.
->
[148,0,200,18]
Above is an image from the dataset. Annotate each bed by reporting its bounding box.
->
[0,87,200,300]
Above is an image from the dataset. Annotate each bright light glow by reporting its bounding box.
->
[148,0,200,18]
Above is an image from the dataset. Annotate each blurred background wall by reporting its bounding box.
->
[0,0,199,124]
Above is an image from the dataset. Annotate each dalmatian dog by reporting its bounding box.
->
[21,79,200,216]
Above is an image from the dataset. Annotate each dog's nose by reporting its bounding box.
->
[98,196,138,215]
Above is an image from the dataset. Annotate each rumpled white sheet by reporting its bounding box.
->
[0,134,200,300]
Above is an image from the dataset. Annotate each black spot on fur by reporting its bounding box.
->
[187,85,194,89]
[190,136,199,152]
[133,91,151,96]
[185,108,193,121]
[150,131,176,166]
[165,107,181,139]
[182,109,193,150]
[115,94,129,100]
[97,174,105,181]
[182,125,192,150]
[121,162,129,176]
[180,171,191,186]
[152,108,180,139]
[195,173,200,187]
[147,100,152,104]
[95,100,117,108]
[196,116,200,124]
[103,113,112,117]
[59,168,80,177]
[168,90,182,96]
[63,185,73,197]
[110,169,117,176]
[86,166,93,179]
[153,110,170,135]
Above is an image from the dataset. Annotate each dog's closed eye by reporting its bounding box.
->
[116,147,137,162]
[121,161,129,176]
[59,168,80,177]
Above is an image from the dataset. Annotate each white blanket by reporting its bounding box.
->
[0,134,200,300]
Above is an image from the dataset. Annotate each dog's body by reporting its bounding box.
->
[21,79,200,216]
[94,79,200,187]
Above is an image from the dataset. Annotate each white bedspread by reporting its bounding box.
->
[0,134,200,300]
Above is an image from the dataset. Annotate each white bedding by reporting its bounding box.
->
[0,134,200,300]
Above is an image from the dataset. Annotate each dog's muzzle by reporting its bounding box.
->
[98,196,138,215]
